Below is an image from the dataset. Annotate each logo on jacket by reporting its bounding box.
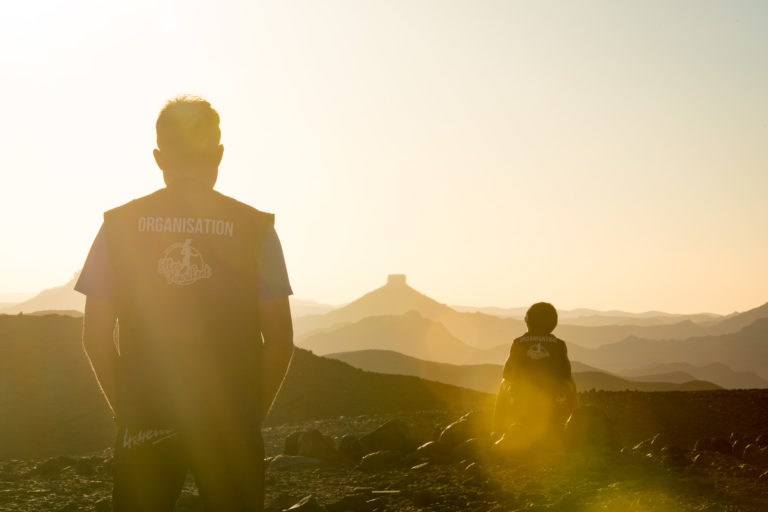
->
[157,238,212,285]
[526,342,550,360]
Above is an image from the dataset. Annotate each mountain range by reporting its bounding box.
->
[325,349,721,393]
[0,313,489,459]
[295,275,767,351]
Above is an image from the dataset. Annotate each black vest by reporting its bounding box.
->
[503,333,572,387]
[104,186,274,428]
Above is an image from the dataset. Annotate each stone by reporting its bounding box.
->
[658,446,689,468]
[743,443,762,465]
[649,433,670,454]
[337,434,364,461]
[411,489,438,507]
[284,432,302,456]
[415,440,452,463]
[732,439,746,459]
[359,450,402,471]
[268,455,327,471]
[30,456,76,476]
[438,419,474,447]
[75,457,98,476]
[710,437,732,455]
[285,495,324,512]
[563,407,620,452]
[325,494,373,512]
[451,437,492,463]
[632,438,652,454]
[297,429,337,461]
[266,493,300,512]
[360,419,413,454]
[94,498,111,512]
[694,438,712,452]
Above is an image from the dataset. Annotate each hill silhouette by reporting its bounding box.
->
[0,273,84,315]
[453,305,722,327]
[299,311,491,364]
[622,362,768,389]
[326,349,721,393]
[0,314,490,459]
[574,319,768,380]
[296,275,767,350]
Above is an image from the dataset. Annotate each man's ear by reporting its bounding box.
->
[153,148,164,170]
[215,144,224,166]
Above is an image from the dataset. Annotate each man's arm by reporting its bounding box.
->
[258,295,294,422]
[82,296,119,415]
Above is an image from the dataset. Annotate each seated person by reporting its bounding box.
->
[492,302,577,441]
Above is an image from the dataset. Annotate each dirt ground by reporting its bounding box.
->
[2,392,768,512]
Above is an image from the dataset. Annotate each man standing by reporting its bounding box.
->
[77,96,294,511]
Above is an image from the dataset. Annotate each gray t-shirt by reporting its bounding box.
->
[76,222,292,300]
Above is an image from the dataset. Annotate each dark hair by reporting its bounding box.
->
[525,302,558,334]
[156,95,221,164]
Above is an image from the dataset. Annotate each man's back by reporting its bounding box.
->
[104,184,275,429]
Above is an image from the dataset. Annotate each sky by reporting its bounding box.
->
[1,0,766,314]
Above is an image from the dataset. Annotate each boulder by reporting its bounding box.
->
[743,444,762,465]
[28,456,76,477]
[297,429,336,461]
[285,495,324,512]
[325,494,375,512]
[658,446,689,468]
[360,420,413,454]
[451,438,493,463]
[732,439,746,459]
[337,434,364,461]
[359,450,402,471]
[268,455,326,471]
[632,438,653,455]
[415,441,452,463]
[411,489,438,507]
[710,437,732,455]
[649,432,672,454]
[284,432,302,456]
[438,419,474,447]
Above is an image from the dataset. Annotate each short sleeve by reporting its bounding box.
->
[257,224,293,300]
[75,224,117,301]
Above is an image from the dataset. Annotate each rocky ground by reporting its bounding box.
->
[3,391,768,512]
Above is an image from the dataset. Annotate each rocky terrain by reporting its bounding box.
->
[3,390,768,512]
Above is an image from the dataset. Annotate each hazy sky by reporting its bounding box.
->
[1,0,766,314]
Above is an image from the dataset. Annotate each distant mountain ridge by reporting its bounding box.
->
[0,273,84,315]
[326,349,721,393]
[572,319,768,380]
[0,314,490,459]
[296,275,768,351]
[621,362,768,389]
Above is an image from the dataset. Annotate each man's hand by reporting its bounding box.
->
[82,296,119,415]
[258,296,294,423]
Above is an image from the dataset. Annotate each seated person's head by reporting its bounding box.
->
[525,302,558,335]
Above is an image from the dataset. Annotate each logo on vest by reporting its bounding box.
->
[526,342,550,360]
[157,238,212,285]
